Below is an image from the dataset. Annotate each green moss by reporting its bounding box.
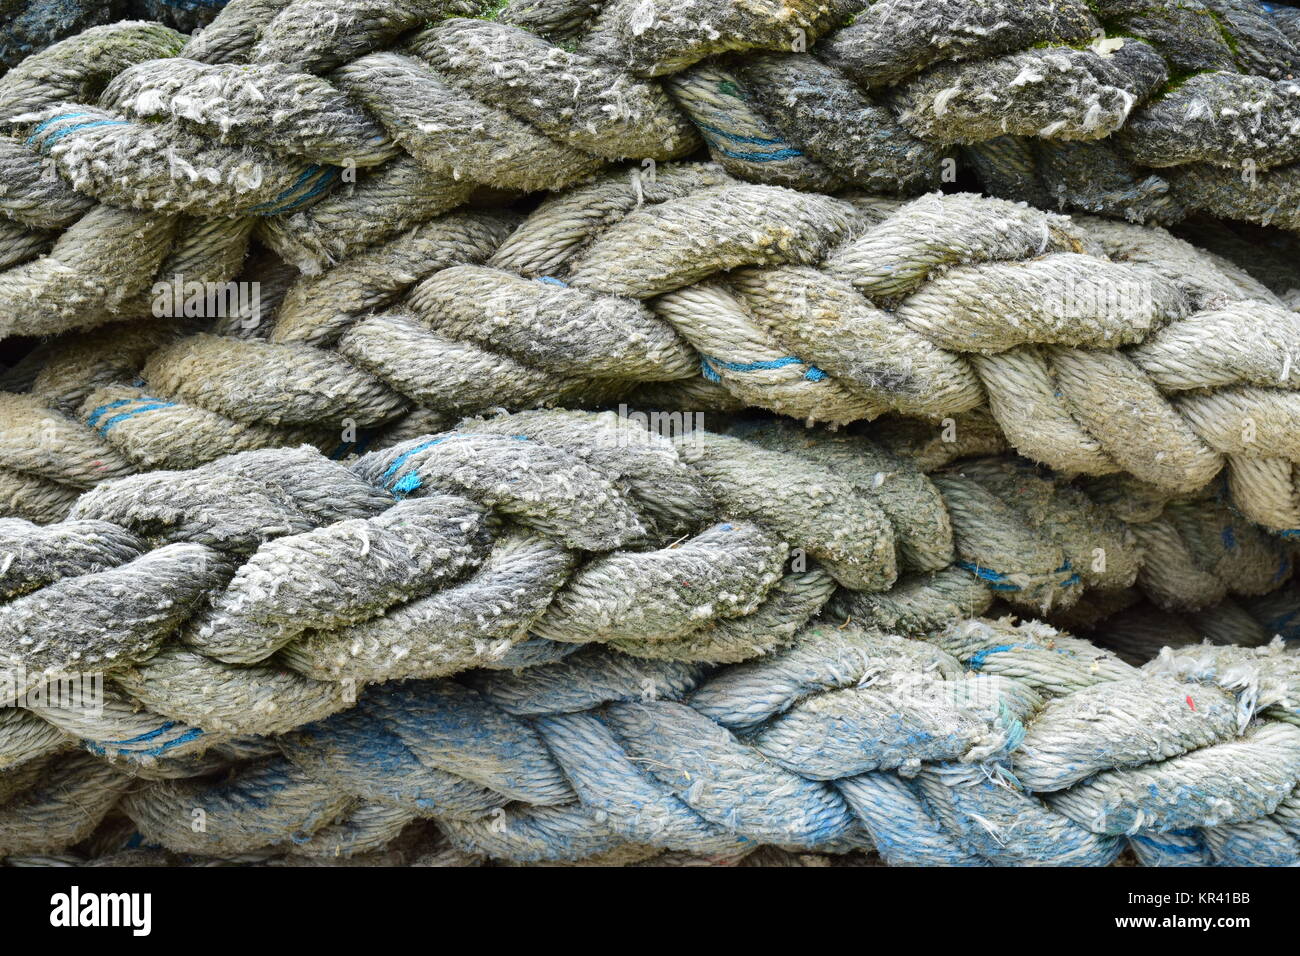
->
[1207,10,1241,56]
[473,0,512,22]
[1145,66,1214,102]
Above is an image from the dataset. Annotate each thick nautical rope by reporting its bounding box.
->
[782,0,1300,234]
[7,611,1299,865]
[0,0,854,339]
[7,0,1300,345]
[8,165,1300,536]
[7,0,1300,340]
[2,406,1290,859]
[0,0,230,74]
[670,0,1300,231]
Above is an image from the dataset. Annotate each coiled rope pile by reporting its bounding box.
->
[3,0,1300,867]
[0,408,1297,866]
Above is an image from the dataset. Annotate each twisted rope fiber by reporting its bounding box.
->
[2,1,1300,868]
[3,0,1300,320]
[9,163,1300,542]
[1,0,1298,519]
[0,408,1298,864]
[685,0,1300,238]
[7,0,1300,349]
[0,0,869,340]
[0,0,230,74]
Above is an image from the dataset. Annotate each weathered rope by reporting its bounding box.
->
[6,0,1300,343]
[0,0,773,338]
[1049,580,1300,666]
[8,165,1300,536]
[794,0,1300,233]
[0,0,229,74]
[1,408,1296,864]
[2,0,1298,871]
[9,616,1300,865]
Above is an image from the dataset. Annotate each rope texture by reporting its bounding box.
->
[7,165,1300,539]
[1,408,1297,864]
[4,0,1300,346]
[0,0,229,74]
[2,0,1300,868]
[7,0,1300,351]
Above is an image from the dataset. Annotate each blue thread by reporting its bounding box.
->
[537,276,568,287]
[955,561,1015,587]
[257,165,322,201]
[97,402,176,434]
[25,112,92,143]
[710,356,804,372]
[1221,525,1237,550]
[126,728,204,758]
[968,644,1018,670]
[1052,560,1080,587]
[265,167,338,214]
[97,722,177,746]
[86,398,139,427]
[968,640,1081,670]
[701,354,826,383]
[247,165,339,215]
[85,724,205,758]
[391,472,423,496]
[32,119,128,151]
[379,437,448,484]
[692,121,786,147]
[378,434,531,497]
[1131,834,1202,855]
[714,144,804,162]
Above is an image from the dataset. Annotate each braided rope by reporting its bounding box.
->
[1,408,1297,864]
[795,0,1300,232]
[5,0,1300,344]
[0,0,798,338]
[2,0,1300,868]
[8,165,1300,541]
[0,0,229,74]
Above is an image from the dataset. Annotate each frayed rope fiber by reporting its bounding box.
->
[7,165,1300,537]
[4,0,1300,345]
[0,0,230,75]
[3,0,1300,869]
[1,408,1299,865]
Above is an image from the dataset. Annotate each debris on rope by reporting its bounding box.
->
[1,407,1297,865]
[6,164,1300,535]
